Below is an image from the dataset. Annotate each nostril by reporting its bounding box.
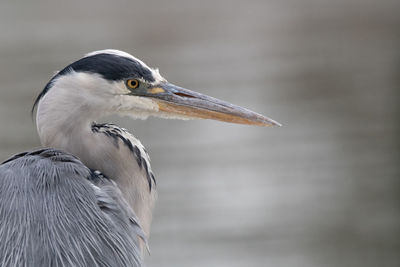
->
[174,92,196,98]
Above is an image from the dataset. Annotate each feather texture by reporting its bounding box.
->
[0,149,144,267]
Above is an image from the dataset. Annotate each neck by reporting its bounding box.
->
[35,73,156,237]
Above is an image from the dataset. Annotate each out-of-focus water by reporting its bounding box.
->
[0,0,399,266]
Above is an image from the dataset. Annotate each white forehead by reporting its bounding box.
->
[85,49,166,84]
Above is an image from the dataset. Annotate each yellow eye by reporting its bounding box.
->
[126,79,139,89]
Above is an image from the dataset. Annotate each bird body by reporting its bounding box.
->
[0,149,145,267]
[0,49,280,266]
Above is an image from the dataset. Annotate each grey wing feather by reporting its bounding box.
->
[88,170,149,252]
[0,148,144,267]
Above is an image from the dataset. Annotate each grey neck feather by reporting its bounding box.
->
[35,77,157,238]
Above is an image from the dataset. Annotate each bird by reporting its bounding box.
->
[0,49,280,267]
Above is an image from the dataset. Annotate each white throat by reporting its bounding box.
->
[36,71,158,238]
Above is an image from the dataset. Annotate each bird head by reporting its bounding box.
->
[34,49,280,127]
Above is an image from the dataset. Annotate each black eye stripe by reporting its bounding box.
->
[68,54,155,82]
[32,53,155,115]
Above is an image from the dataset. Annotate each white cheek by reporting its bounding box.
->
[114,95,159,113]
[110,81,131,95]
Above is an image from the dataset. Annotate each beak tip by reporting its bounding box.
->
[271,120,282,127]
[261,117,282,127]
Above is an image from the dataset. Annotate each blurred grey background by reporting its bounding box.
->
[0,0,399,266]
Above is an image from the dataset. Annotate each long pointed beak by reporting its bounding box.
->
[144,82,281,126]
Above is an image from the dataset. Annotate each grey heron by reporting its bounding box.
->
[0,49,280,267]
